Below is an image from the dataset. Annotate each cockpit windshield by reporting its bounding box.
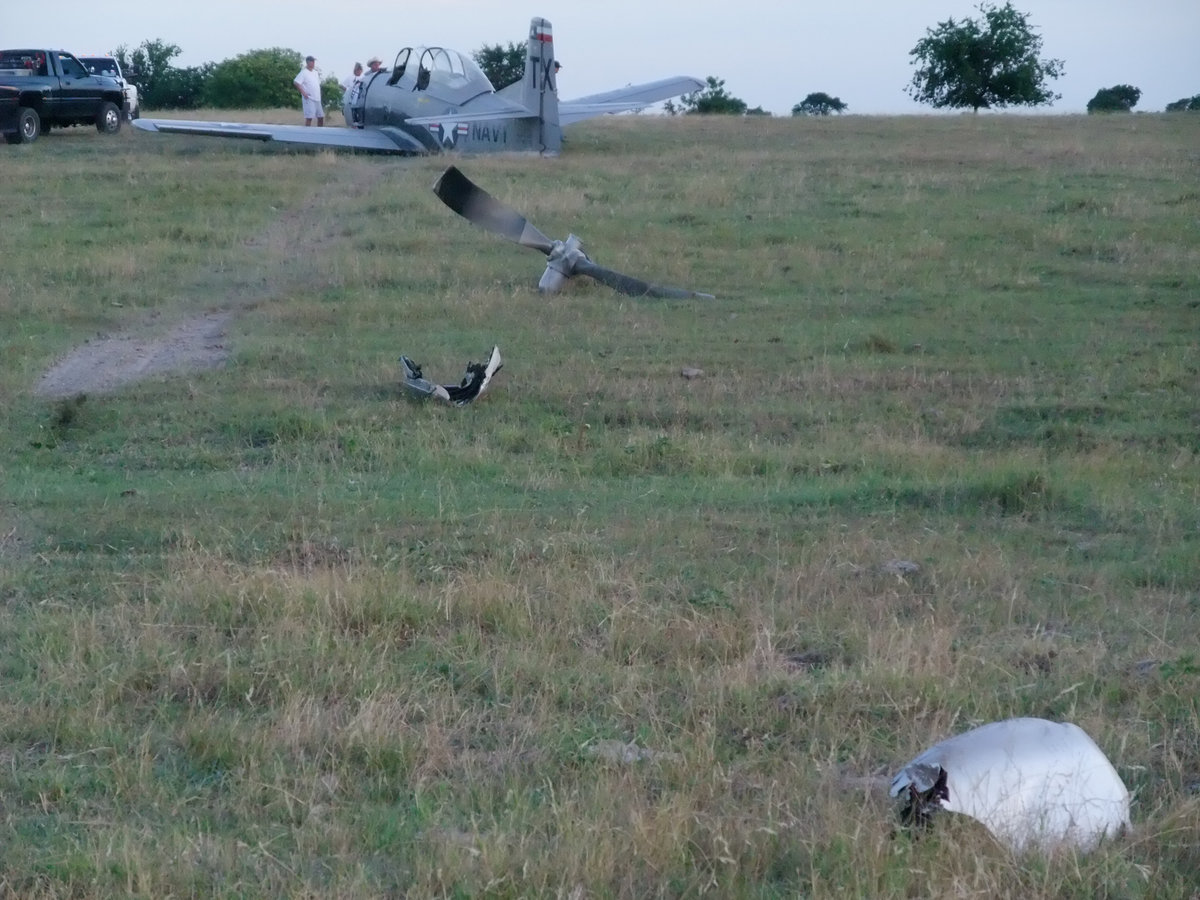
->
[389,45,494,99]
[423,48,489,86]
[387,48,411,85]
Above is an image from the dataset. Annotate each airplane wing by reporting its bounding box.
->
[403,96,536,127]
[559,76,705,125]
[132,118,426,153]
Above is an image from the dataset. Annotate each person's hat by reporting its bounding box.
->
[367,56,382,65]
[305,55,315,62]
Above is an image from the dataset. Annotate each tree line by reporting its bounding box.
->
[119,4,1196,116]
[115,41,343,111]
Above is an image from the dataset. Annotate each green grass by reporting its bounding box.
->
[1,111,1198,897]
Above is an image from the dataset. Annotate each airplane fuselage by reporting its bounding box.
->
[344,43,559,154]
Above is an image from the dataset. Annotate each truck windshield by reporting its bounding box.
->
[79,57,120,78]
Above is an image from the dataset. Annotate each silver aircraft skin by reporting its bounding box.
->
[133,18,702,155]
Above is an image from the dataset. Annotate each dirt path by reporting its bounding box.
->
[32,154,403,399]
[34,311,234,399]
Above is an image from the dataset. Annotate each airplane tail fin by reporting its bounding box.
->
[498,17,561,155]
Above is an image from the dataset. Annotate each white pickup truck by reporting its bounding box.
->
[77,53,138,119]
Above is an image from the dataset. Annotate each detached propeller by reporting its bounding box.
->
[432,166,714,299]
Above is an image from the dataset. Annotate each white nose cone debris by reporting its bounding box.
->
[890,717,1130,853]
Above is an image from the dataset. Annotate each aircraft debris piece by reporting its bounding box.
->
[133,18,702,157]
[433,165,715,299]
[890,717,1130,853]
[401,346,502,406]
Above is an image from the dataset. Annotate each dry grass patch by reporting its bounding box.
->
[1,112,1197,895]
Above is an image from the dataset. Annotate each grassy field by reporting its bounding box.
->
[1,110,1198,897]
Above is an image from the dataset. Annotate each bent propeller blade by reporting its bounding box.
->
[433,166,555,254]
[434,165,716,299]
[575,259,715,300]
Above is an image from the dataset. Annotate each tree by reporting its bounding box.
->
[203,48,306,109]
[1086,84,1140,113]
[116,39,213,109]
[117,39,180,108]
[792,92,848,116]
[317,75,344,111]
[672,76,748,115]
[473,42,525,90]
[906,2,1063,112]
[1165,94,1200,112]
[152,64,213,110]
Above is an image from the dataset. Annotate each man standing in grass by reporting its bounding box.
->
[294,55,323,127]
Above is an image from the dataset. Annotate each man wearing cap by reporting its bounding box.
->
[366,56,384,76]
[294,55,324,126]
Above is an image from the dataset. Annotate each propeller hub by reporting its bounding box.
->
[540,234,590,292]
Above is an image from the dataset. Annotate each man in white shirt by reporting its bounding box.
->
[294,55,324,126]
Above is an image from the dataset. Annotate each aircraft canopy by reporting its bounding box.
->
[388,46,496,100]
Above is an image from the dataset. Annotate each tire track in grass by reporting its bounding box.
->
[34,154,412,398]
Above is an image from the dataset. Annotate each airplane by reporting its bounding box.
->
[132,18,703,156]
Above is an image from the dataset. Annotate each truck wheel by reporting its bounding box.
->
[96,101,122,134]
[6,106,40,144]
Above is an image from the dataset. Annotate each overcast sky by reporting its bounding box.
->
[4,1,1198,115]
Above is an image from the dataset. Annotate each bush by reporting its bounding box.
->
[792,93,848,116]
[1086,84,1141,114]
[204,48,305,109]
[670,76,749,115]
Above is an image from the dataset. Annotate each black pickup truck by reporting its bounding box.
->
[0,86,20,142]
[0,49,126,144]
